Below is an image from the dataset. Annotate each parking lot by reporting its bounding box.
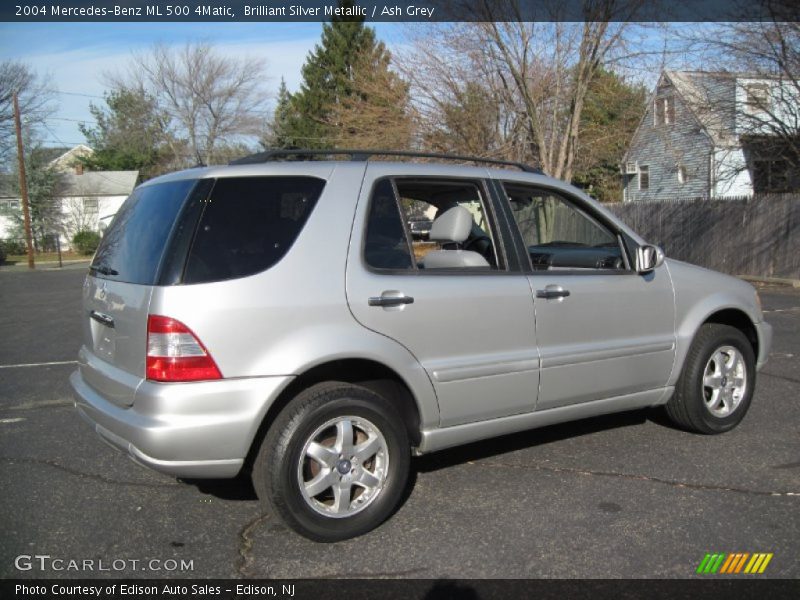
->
[1,266,798,579]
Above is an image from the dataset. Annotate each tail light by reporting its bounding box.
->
[146,315,222,382]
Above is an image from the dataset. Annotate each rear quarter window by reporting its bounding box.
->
[182,176,325,284]
[91,179,196,285]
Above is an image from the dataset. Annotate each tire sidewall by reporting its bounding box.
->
[268,389,409,541]
[685,327,756,433]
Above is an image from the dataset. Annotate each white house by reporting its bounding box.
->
[0,146,138,248]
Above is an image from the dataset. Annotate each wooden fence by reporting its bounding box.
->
[606,193,800,280]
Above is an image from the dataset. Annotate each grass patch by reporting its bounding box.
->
[5,252,84,264]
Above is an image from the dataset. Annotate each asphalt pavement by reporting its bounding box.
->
[0,268,798,579]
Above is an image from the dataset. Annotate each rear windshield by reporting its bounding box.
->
[182,176,325,284]
[91,179,196,285]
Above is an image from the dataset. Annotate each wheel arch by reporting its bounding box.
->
[703,308,759,358]
[670,302,760,387]
[244,357,427,472]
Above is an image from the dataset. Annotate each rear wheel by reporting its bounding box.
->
[252,382,410,542]
[665,323,756,434]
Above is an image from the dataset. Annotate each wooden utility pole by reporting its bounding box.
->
[13,92,35,269]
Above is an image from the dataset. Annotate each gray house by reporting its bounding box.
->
[622,70,799,202]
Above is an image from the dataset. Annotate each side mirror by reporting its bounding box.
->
[635,244,665,273]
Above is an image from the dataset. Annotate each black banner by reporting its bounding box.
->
[2,0,799,23]
[3,579,800,600]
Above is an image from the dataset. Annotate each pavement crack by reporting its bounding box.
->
[772,461,800,470]
[0,456,180,489]
[8,400,74,411]
[760,370,800,385]
[476,460,800,498]
[236,511,271,578]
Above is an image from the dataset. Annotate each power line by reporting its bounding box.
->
[52,90,106,100]
[48,117,95,124]
[39,140,90,146]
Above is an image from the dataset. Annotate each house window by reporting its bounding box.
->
[677,165,687,184]
[753,159,790,192]
[639,165,650,190]
[83,198,99,213]
[745,84,769,109]
[0,199,20,211]
[655,96,674,126]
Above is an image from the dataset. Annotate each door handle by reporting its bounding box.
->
[536,286,570,300]
[90,310,115,328]
[368,294,414,307]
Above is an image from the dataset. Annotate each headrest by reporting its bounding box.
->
[428,206,473,243]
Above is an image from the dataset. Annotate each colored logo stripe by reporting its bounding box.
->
[697,553,773,574]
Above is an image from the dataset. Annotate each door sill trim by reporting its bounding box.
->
[416,387,672,454]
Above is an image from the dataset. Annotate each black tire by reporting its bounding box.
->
[665,323,756,434]
[252,382,410,542]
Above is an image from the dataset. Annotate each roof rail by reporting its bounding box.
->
[229,148,542,173]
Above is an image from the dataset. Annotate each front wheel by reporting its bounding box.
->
[665,323,756,434]
[252,382,410,542]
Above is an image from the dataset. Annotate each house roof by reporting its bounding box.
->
[664,71,738,147]
[62,170,139,196]
[49,144,94,170]
[0,170,139,199]
[32,147,73,164]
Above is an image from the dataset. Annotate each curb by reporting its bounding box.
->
[739,275,800,288]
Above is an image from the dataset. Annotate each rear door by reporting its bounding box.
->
[79,178,199,407]
[346,165,540,427]
[498,181,676,410]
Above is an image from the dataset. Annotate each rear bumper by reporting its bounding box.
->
[70,369,293,478]
[755,320,773,371]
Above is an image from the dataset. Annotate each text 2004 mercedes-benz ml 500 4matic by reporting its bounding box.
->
[71,149,772,542]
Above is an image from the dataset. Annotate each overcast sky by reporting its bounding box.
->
[0,21,401,146]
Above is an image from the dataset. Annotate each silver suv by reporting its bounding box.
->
[71,150,772,541]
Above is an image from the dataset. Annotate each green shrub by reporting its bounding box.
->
[0,242,6,265]
[2,239,26,255]
[72,230,102,255]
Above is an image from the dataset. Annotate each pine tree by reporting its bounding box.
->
[265,78,294,149]
[79,87,176,181]
[0,143,67,247]
[328,45,414,150]
[273,2,407,149]
[572,68,647,202]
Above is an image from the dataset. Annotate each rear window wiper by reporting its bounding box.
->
[90,264,119,276]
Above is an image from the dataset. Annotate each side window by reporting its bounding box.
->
[363,179,414,270]
[639,165,650,190]
[183,176,324,284]
[503,184,627,271]
[363,178,500,270]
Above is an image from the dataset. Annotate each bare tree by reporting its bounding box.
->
[0,61,55,167]
[109,42,268,166]
[62,196,98,241]
[400,1,648,182]
[398,23,516,160]
[713,20,799,173]
[672,3,800,192]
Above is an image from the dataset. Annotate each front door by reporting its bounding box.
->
[499,181,676,410]
[346,165,540,427]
